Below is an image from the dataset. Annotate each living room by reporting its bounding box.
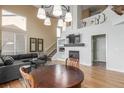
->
[0,1,124,92]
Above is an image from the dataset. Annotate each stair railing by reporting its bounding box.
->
[45,41,57,56]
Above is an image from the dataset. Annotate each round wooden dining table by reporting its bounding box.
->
[30,64,84,88]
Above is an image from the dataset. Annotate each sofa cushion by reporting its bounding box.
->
[25,54,32,58]
[0,58,4,66]
[18,53,36,59]
[13,60,30,66]
[2,56,14,65]
[19,54,27,59]
[10,55,20,60]
[10,54,33,60]
[20,58,32,62]
[2,53,38,60]
[31,53,38,58]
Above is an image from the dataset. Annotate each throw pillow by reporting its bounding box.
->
[2,56,15,65]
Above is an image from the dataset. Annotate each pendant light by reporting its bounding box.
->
[53,5,62,17]
[37,5,72,26]
[65,12,72,22]
[44,16,51,26]
[58,18,64,27]
[37,6,46,19]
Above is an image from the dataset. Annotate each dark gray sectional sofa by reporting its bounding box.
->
[0,53,47,84]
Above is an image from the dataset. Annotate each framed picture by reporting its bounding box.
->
[37,38,43,52]
[30,38,37,52]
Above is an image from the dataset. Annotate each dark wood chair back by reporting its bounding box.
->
[19,67,36,88]
[65,58,79,68]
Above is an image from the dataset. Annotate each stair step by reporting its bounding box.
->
[48,49,57,58]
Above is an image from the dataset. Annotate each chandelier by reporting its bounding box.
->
[37,5,72,27]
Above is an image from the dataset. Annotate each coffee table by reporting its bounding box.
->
[30,64,84,88]
[30,58,46,68]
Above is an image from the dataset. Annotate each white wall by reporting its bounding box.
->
[78,23,108,66]
[107,24,124,72]
[55,6,124,72]
[0,6,57,53]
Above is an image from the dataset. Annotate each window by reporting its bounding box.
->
[2,31,27,55]
[2,10,27,55]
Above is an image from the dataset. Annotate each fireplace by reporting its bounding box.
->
[69,51,79,59]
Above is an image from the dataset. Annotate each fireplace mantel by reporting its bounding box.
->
[64,43,85,47]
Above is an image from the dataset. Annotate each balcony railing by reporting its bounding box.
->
[78,10,107,28]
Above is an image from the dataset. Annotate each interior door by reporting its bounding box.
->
[92,34,106,64]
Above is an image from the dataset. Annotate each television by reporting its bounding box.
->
[67,34,80,44]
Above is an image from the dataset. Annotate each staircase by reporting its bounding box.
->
[47,49,57,61]
[45,42,57,61]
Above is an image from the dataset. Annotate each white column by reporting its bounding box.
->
[71,5,78,31]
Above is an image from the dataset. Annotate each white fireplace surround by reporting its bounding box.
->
[65,47,85,65]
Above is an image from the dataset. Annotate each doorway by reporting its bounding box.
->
[92,34,106,68]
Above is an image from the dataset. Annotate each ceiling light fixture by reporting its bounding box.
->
[37,5,72,26]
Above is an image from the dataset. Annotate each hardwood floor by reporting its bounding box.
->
[0,60,124,88]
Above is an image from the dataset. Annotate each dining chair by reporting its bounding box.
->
[19,66,36,88]
[65,58,79,68]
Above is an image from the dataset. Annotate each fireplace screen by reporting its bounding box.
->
[69,51,79,59]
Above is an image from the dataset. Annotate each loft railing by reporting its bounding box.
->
[78,7,109,29]
[79,12,107,28]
